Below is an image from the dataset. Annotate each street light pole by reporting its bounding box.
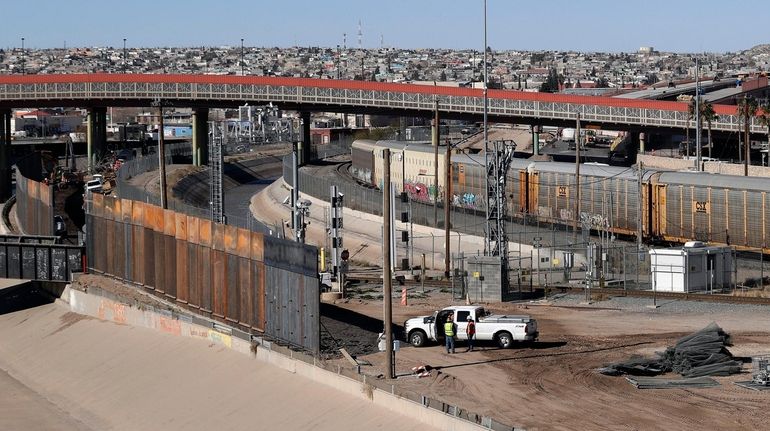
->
[240,38,245,76]
[482,0,490,255]
[21,37,25,75]
[123,38,127,73]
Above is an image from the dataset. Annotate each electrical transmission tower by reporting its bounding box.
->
[209,121,225,224]
[485,140,516,290]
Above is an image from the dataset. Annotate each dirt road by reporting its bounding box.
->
[323,288,770,430]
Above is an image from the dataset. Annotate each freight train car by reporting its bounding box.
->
[350,139,377,185]
[349,139,770,254]
[525,162,653,238]
[651,172,770,253]
[368,140,437,200]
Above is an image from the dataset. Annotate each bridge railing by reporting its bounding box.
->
[0,78,758,133]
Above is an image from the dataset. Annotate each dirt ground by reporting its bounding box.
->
[322,286,770,431]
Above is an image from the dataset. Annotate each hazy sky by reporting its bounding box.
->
[2,0,768,53]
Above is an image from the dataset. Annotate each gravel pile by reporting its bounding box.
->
[544,292,770,314]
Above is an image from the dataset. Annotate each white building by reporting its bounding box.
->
[649,242,734,293]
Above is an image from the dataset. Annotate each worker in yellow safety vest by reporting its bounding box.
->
[444,313,456,354]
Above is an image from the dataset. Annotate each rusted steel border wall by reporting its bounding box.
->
[85,193,319,353]
[15,174,54,236]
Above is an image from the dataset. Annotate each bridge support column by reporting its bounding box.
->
[87,107,107,172]
[0,109,12,200]
[639,132,646,154]
[192,108,209,166]
[300,111,311,165]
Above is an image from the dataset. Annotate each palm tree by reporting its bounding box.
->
[737,96,759,176]
[685,99,692,158]
[756,100,770,167]
[701,102,718,160]
[687,98,715,162]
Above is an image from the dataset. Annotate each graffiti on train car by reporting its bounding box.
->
[453,192,482,208]
[404,181,435,202]
[580,212,610,229]
[350,166,372,184]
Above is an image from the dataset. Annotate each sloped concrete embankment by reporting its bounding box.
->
[59,284,491,431]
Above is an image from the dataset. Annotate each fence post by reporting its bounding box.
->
[431,233,435,270]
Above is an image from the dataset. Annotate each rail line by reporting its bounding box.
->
[345,273,770,305]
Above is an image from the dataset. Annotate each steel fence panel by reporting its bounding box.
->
[0,242,83,281]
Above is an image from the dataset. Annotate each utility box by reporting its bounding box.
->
[465,256,510,302]
[649,242,734,293]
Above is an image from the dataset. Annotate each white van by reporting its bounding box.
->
[85,175,104,194]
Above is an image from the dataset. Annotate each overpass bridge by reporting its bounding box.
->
[0,73,760,131]
[0,74,765,198]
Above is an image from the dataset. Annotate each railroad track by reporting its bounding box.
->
[560,285,770,305]
[334,161,377,189]
[346,273,770,305]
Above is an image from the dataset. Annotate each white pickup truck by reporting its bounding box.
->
[404,305,538,349]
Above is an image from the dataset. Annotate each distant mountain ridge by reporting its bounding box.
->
[746,44,770,55]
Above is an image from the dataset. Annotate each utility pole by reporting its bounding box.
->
[432,98,440,226]
[123,38,127,73]
[744,97,751,176]
[573,113,581,244]
[444,138,452,278]
[482,0,489,254]
[695,56,701,171]
[154,100,168,209]
[292,141,300,234]
[336,45,341,80]
[382,148,394,379]
[21,37,25,75]
[637,161,644,247]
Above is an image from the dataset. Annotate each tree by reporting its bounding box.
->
[702,102,718,160]
[594,76,609,87]
[539,68,560,93]
[688,98,717,161]
[737,96,759,176]
[756,100,770,167]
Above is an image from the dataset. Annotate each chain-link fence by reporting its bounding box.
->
[114,142,275,235]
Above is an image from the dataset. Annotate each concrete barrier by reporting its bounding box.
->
[59,285,501,431]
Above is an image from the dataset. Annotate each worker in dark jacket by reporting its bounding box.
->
[444,313,456,354]
[465,316,476,352]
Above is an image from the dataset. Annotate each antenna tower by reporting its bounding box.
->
[485,140,516,291]
[357,20,362,49]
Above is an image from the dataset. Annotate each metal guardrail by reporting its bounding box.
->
[0,241,84,281]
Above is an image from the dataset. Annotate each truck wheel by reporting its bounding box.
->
[496,331,513,349]
[409,330,427,347]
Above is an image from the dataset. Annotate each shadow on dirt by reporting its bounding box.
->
[320,302,404,358]
[433,340,654,371]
